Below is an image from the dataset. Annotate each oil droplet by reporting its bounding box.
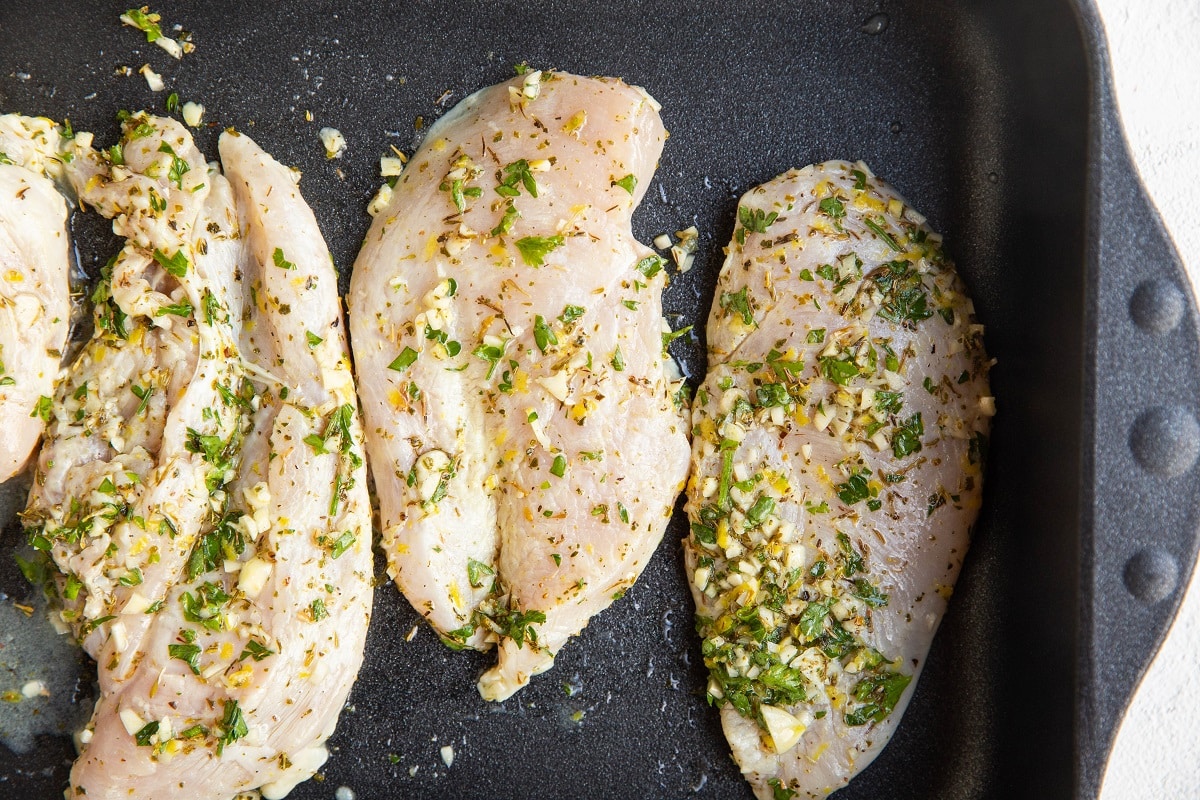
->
[988,171,999,183]
[890,121,904,135]
[862,13,889,35]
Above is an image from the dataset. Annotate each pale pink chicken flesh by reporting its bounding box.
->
[23,115,372,800]
[349,71,691,701]
[0,115,72,481]
[684,161,992,799]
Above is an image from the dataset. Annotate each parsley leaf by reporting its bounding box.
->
[720,287,755,326]
[613,174,637,194]
[467,558,494,588]
[559,304,585,324]
[891,413,924,458]
[818,196,846,224]
[635,254,666,278]
[217,699,248,754]
[738,205,779,234]
[835,472,872,505]
[388,347,418,372]
[30,395,52,423]
[852,579,889,607]
[272,247,296,270]
[515,235,563,267]
[168,642,202,675]
[155,299,193,318]
[496,159,538,198]
[819,356,859,385]
[491,200,520,236]
[133,720,160,747]
[533,315,557,353]
[845,672,912,726]
[153,249,189,277]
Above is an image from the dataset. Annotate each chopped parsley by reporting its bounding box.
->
[157,142,190,189]
[662,325,693,351]
[272,247,296,270]
[635,254,666,278]
[845,671,912,726]
[217,699,248,754]
[495,159,538,198]
[736,205,779,244]
[835,471,872,505]
[238,640,274,662]
[533,315,557,353]
[818,196,846,225]
[515,235,563,267]
[719,287,754,326]
[133,720,160,747]
[168,642,202,675]
[613,174,637,194]
[155,299,193,318]
[769,779,798,800]
[610,346,625,372]
[30,395,52,423]
[388,347,419,372]
[152,248,189,277]
[180,582,229,631]
[121,7,164,43]
[467,558,494,588]
[487,603,545,649]
[891,412,924,458]
[819,356,858,385]
[310,598,328,621]
[837,532,865,576]
[330,530,356,559]
[851,579,889,608]
[472,342,506,379]
[491,200,520,236]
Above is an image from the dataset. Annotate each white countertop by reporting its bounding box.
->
[1096,0,1200,796]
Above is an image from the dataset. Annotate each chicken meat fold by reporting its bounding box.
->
[350,71,690,700]
[23,114,372,800]
[684,161,992,799]
[0,115,72,480]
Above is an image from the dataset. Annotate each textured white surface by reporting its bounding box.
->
[1096,0,1200,797]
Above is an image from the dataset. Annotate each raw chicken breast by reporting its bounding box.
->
[0,115,72,480]
[684,162,992,798]
[349,71,690,700]
[22,114,371,800]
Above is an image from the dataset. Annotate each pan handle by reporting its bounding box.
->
[1076,3,1200,794]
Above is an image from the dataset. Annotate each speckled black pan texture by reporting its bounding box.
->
[2,1,1197,798]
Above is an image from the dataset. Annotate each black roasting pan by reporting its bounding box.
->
[2,1,1198,797]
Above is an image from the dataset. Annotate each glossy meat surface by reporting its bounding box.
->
[349,72,690,700]
[0,115,72,480]
[684,162,992,798]
[23,116,371,800]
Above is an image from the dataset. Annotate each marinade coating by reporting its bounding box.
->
[684,161,992,798]
[349,72,690,700]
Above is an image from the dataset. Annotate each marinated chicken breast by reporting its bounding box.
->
[684,162,992,798]
[0,115,72,480]
[350,71,690,700]
[22,115,371,800]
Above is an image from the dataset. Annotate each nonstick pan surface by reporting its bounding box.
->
[3,2,1194,798]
